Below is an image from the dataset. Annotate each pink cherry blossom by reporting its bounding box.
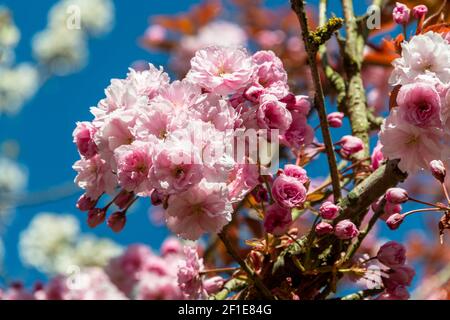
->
[252,50,288,87]
[73,121,98,158]
[282,112,314,150]
[256,94,292,134]
[187,46,255,96]
[150,143,203,195]
[165,181,232,240]
[272,174,307,208]
[379,109,443,173]
[396,82,441,128]
[114,140,155,194]
[283,164,308,184]
[263,203,292,236]
[73,154,117,199]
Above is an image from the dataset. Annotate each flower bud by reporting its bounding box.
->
[336,135,364,158]
[114,189,134,209]
[385,188,408,204]
[263,203,292,236]
[412,5,428,19]
[335,219,359,240]
[107,211,127,233]
[319,201,340,220]
[392,2,410,25]
[383,265,415,290]
[150,189,164,206]
[429,160,446,183]
[76,193,97,211]
[386,213,404,230]
[384,202,402,216]
[327,112,344,128]
[315,221,334,236]
[203,276,224,294]
[87,208,106,228]
[377,241,406,267]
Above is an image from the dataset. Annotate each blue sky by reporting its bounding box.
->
[0,0,430,290]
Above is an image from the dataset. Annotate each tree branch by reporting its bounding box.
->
[340,0,370,179]
[290,0,343,201]
[218,230,275,300]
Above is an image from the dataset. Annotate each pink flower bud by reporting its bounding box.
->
[272,174,307,208]
[388,285,410,300]
[292,95,311,115]
[319,201,340,220]
[203,276,224,294]
[383,265,415,290]
[315,221,334,236]
[244,84,265,102]
[150,189,164,206]
[384,202,402,216]
[429,160,446,183]
[392,2,410,25]
[114,189,134,209]
[336,135,364,158]
[107,211,127,233]
[412,5,428,19]
[283,164,308,184]
[76,193,97,211]
[335,219,359,240]
[386,213,404,230]
[385,188,408,204]
[377,241,406,267]
[371,141,384,170]
[73,121,98,159]
[327,112,344,128]
[87,208,106,228]
[263,203,292,236]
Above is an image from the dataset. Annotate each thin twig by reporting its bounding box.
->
[290,0,342,201]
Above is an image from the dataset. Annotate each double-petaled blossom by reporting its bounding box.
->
[263,203,292,236]
[379,109,443,173]
[389,32,450,86]
[187,46,255,96]
[165,181,232,240]
[396,82,441,128]
[272,174,307,209]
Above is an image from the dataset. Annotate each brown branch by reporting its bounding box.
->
[218,230,275,300]
[290,0,343,201]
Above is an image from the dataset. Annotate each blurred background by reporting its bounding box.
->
[0,0,448,298]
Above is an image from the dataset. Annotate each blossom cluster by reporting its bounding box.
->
[379,29,450,174]
[1,239,221,300]
[73,46,314,240]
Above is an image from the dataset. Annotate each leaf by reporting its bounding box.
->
[272,238,305,274]
[306,192,326,202]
